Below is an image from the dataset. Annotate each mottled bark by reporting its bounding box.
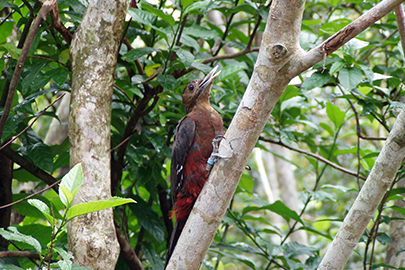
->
[68,0,128,269]
[165,0,405,269]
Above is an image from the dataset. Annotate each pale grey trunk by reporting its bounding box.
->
[68,0,127,269]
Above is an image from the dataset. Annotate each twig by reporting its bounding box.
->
[49,2,72,44]
[0,250,41,259]
[395,4,405,53]
[0,93,66,151]
[114,84,137,107]
[261,137,367,180]
[0,179,61,210]
[27,55,70,67]
[0,0,57,139]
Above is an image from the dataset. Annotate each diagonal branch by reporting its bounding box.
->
[261,137,367,180]
[0,0,57,140]
[395,4,405,53]
[298,0,405,75]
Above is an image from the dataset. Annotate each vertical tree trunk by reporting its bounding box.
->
[0,145,13,248]
[68,0,127,269]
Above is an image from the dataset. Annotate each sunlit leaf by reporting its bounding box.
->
[66,197,135,221]
[326,102,346,129]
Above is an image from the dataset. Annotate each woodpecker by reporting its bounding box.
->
[166,66,224,266]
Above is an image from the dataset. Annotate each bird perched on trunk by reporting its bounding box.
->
[166,66,224,266]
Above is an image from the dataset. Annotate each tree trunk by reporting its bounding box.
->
[68,0,127,269]
[319,107,405,270]
[0,145,13,248]
[165,0,405,269]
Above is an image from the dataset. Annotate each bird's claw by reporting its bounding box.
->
[206,135,233,172]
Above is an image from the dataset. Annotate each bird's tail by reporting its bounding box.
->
[165,220,184,268]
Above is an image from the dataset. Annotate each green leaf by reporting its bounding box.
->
[238,173,254,193]
[217,65,245,82]
[128,8,168,40]
[0,43,21,59]
[176,48,194,69]
[301,71,331,90]
[141,3,175,27]
[338,67,363,90]
[184,0,211,14]
[0,227,42,254]
[329,60,345,75]
[142,243,164,270]
[392,206,405,217]
[54,247,73,270]
[66,197,135,221]
[210,250,256,269]
[243,200,304,224]
[122,47,159,62]
[0,21,14,43]
[59,163,84,207]
[180,34,200,52]
[47,67,69,86]
[284,242,318,257]
[326,102,346,129]
[27,199,55,225]
[26,142,53,172]
[1,114,23,142]
[343,38,369,54]
[128,195,165,242]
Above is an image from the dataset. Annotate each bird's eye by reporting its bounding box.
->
[188,84,195,91]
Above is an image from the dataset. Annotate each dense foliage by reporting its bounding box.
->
[0,0,404,269]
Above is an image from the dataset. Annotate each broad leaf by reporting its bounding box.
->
[128,195,165,242]
[27,199,55,225]
[0,227,42,253]
[301,71,331,90]
[66,197,135,221]
[326,102,346,129]
[59,163,83,207]
[338,67,363,90]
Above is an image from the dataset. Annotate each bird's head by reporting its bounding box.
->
[182,66,221,113]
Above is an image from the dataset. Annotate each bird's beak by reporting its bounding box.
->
[198,66,221,94]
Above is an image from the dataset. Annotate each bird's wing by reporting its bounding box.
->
[170,116,195,204]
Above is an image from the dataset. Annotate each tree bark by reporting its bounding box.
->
[165,0,405,269]
[68,0,127,269]
[319,108,405,270]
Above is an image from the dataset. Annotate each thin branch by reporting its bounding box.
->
[395,4,405,53]
[0,179,60,210]
[301,0,405,74]
[261,137,367,180]
[27,55,69,67]
[49,2,72,44]
[114,84,137,107]
[122,38,145,75]
[115,224,145,270]
[0,147,59,192]
[0,250,41,259]
[0,93,66,151]
[0,0,57,139]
